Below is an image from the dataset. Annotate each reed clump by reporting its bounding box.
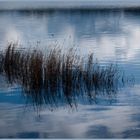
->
[0,43,123,107]
[0,50,4,74]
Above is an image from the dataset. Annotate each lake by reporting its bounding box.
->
[0,9,140,138]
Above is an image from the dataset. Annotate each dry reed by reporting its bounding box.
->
[0,43,124,108]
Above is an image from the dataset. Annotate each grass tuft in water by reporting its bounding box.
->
[0,43,125,108]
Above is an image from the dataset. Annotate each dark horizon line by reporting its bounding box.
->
[1,7,140,12]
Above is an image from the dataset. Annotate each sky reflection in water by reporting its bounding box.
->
[0,10,140,138]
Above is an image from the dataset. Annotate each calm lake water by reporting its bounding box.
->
[0,9,140,138]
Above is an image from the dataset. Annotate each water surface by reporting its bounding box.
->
[0,9,140,138]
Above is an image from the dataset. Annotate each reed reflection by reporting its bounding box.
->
[0,43,126,109]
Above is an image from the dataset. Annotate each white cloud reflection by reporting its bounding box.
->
[4,27,22,46]
[0,85,140,138]
[1,11,140,63]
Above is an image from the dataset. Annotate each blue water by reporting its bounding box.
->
[0,10,140,138]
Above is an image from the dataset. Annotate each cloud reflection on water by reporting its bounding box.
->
[0,85,140,138]
[1,10,140,63]
[0,10,140,138]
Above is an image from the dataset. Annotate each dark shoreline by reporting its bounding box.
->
[1,8,140,14]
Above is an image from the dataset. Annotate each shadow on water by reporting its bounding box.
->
[0,43,130,110]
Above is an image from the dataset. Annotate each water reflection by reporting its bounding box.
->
[0,93,140,138]
[1,11,140,74]
[86,125,114,138]
[0,10,140,138]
